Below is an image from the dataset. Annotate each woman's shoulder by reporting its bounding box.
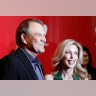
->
[45,74,54,80]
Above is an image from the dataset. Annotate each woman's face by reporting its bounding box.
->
[61,44,79,69]
[83,51,89,65]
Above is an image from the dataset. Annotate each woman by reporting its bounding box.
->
[45,39,88,80]
[82,46,95,80]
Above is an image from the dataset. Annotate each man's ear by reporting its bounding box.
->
[21,33,27,44]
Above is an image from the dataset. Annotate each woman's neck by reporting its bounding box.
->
[62,69,74,80]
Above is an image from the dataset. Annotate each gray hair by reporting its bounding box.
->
[16,18,47,47]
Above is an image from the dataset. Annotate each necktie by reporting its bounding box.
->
[34,63,43,80]
[32,58,43,80]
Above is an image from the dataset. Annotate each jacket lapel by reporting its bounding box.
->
[16,48,38,80]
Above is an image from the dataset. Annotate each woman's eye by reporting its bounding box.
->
[65,51,70,54]
[74,52,78,55]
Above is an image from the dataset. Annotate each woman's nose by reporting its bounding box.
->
[70,53,74,59]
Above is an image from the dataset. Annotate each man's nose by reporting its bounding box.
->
[42,36,46,43]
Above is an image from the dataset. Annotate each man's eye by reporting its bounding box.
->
[35,33,42,36]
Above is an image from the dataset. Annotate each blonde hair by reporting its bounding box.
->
[52,39,88,80]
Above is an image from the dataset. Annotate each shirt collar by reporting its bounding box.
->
[19,48,37,63]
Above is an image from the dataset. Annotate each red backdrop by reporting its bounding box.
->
[0,16,96,75]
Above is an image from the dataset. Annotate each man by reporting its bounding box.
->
[0,18,48,80]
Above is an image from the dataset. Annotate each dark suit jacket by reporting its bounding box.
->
[0,48,44,80]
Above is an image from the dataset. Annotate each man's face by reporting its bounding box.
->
[24,22,47,54]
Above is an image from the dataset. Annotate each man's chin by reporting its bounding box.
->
[38,49,45,53]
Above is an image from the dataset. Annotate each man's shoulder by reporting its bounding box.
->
[0,48,22,62]
[0,52,17,64]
